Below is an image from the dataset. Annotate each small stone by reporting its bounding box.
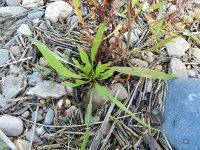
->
[142,52,155,63]
[0,115,23,136]
[22,0,44,8]
[129,58,148,67]
[14,139,32,150]
[187,70,196,78]
[26,81,73,98]
[27,10,44,19]
[146,80,153,93]
[2,75,26,99]
[162,79,200,150]
[21,111,30,118]
[26,130,41,143]
[15,17,28,26]
[57,99,71,109]
[32,18,40,24]
[191,47,200,61]
[44,108,54,125]
[17,24,32,36]
[83,83,128,111]
[10,46,21,57]
[36,126,46,135]
[123,31,138,45]
[0,49,9,65]
[9,65,20,76]
[168,58,188,78]
[169,5,177,12]
[38,21,48,30]
[6,0,22,6]
[39,57,48,66]
[59,106,78,122]
[32,111,43,122]
[27,72,43,86]
[166,37,190,57]
[45,1,73,23]
[0,95,7,108]
[155,65,163,72]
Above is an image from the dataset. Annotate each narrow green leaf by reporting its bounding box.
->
[95,83,157,130]
[78,46,91,65]
[111,67,176,80]
[72,57,84,70]
[184,29,200,46]
[122,0,139,14]
[91,21,106,65]
[64,80,89,88]
[81,87,94,150]
[99,68,114,80]
[28,37,82,79]
[83,63,92,75]
[95,62,111,78]
[144,36,178,52]
[72,0,83,22]
[144,2,165,11]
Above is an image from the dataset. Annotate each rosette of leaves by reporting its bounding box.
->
[29,21,175,149]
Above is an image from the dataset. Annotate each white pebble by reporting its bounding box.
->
[22,0,44,8]
[45,1,73,23]
[17,24,32,36]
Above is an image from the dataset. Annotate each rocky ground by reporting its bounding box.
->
[0,0,199,150]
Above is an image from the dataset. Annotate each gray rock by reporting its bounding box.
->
[26,130,41,143]
[129,58,148,67]
[15,17,28,26]
[166,37,190,57]
[0,95,7,108]
[31,111,43,122]
[59,105,78,122]
[187,70,196,78]
[14,139,31,150]
[22,0,44,8]
[123,31,138,45]
[0,49,9,66]
[0,6,27,18]
[26,80,73,98]
[36,126,46,135]
[4,38,16,49]
[44,108,54,125]
[163,79,200,150]
[6,0,22,6]
[2,75,26,99]
[191,47,200,61]
[27,10,44,19]
[27,72,43,86]
[9,45,21,56]
[21,111,30,118]
[38,21,48,30]
[168,58,188,78]
[83,83,128,111]
[0,115,23,136]
[9,65,20,76]
[17,23,32,36]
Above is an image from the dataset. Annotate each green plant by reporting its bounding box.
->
[29,21,175,149]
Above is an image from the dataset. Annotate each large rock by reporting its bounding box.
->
[162,79,200,150]
[166,37,190,57]
[83,83,128,111]
[0,6,27,17]
[0,115,24,136]
[2,75,27,99]
[45,1,73,22]
[168,58,188,78]
[0,49,9,66]
[26,80,73,98]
